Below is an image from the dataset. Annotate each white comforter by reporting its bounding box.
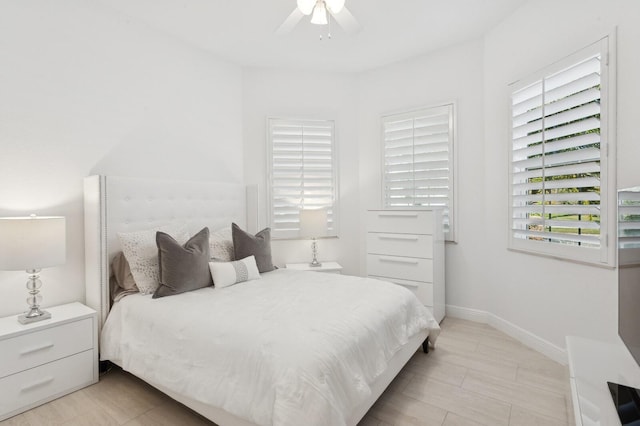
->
[101,269,440,426]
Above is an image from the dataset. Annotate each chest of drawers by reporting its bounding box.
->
[0,302,98,421]
[366,209,445,322]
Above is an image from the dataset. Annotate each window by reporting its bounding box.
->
[382,103,456,241]
[267,118,338,239]
[509,38,615,266]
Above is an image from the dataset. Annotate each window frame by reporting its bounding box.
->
[507,36,616,267]
[380,102,457,242]
[266,117,339,240]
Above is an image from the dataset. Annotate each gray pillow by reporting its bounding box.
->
[112,252,138,292]
[232,223,275,273]
[153,227,213,299]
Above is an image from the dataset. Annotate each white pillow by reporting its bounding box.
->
[209,255,260,288]
[209,226,234,262]
[118,225,189,295]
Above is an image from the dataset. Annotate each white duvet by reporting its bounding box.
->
[101,269,440,426]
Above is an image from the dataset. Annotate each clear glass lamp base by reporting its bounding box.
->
[18,309,51,324]
[18,269,51,324]
[308,239,322,267]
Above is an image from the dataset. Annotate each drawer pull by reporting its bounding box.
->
[377,213,419,218]
[379,257,419,265]
[378,235,419,241]
[20,376,54,392]
[20,342,54,356]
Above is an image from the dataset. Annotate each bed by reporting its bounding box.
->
[84,175,440,426]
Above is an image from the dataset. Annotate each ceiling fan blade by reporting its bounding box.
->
[331,6,361,35]
[276,8,304,35]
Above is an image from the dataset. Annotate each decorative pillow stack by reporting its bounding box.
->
[116,223,276,297]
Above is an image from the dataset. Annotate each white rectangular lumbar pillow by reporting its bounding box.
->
[209,255,261,288]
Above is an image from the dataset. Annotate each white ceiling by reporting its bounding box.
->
[97,0,527,73]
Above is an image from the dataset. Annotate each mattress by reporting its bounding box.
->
[100,269,440,426]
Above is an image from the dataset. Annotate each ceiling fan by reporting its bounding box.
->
[276,0,361,36]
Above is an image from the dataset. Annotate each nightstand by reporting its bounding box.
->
[0,302,98,421]
[285,261,343,274]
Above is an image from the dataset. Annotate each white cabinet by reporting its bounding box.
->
[0,302,98,421]
[566,336,640,426]
[366,209,445,322]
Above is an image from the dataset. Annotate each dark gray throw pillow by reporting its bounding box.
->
[232,223,275,273]
[153,227,213,299]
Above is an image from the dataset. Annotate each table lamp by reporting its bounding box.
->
[0,216,66,324]
[299,208,328,267]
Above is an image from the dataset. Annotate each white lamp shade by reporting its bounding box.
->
[0,216,66,270]
[297,0,316,15]
[299,209,328,238]
[310,2,328,25]
[325,0,345,14]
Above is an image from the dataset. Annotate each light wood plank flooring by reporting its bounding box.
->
[1,317,573,426]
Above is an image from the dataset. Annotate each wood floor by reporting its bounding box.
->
[1,317,574,426]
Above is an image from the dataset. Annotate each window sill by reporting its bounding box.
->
[507,247,615,270]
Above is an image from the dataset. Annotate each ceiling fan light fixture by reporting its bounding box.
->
[296,0,316,16]
[310,2,328,25]
[325,0,345,14]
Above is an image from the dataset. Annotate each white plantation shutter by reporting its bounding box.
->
[268,118,338,239]
[619,190,640,249]
[382,104,455,240]
[619,189,640,266]
[509,38,614,265]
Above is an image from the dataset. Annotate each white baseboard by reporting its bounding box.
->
[444,305,490,324]
[445,304,568,365]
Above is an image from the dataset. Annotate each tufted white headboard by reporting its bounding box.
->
[83,175,258,333]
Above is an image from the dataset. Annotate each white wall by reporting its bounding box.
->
[242,69,360,273]
[0,0,243,317]
[481,0,640,350]
[357,40,488,313]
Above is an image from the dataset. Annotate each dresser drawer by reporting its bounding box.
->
[0,318,93,378]
[367,254,433,282]
[0,349,94,418]
[366,210,434,234]
[367,233,433,258]
[370,275,434,306]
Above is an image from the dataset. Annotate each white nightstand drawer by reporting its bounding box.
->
[369,275,434,307]
[367,254,433,282]
[0,318,93,378]
[0,349,94,418]
[366,210,434,234]
[367,233,433,258]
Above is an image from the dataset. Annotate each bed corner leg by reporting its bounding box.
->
[422,337,429,354]
[99,360,113,375]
